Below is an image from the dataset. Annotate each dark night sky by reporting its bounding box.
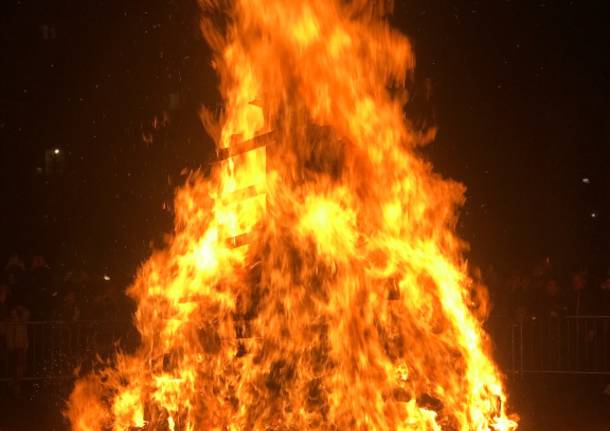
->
[1,0,609,279]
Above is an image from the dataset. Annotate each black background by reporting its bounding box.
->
[1,0,609,281]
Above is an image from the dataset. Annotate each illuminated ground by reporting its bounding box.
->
[508,375,610,431]
[0,375,608,430]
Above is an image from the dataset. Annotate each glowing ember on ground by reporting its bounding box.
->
[66,1,518,429]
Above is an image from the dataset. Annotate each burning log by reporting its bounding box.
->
[215,131,274,162]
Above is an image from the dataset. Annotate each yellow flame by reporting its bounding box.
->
[67,1,517,430]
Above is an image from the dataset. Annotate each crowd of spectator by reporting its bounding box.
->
[1,253,131,322]
[488,259,610,323]
[0,252,132,395]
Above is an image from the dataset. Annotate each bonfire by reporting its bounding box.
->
[67,1,518,430]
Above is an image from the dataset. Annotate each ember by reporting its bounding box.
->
[66,0,518,429]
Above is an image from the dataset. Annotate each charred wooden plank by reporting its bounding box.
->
[215,131,274,161]
[226,232,253,248]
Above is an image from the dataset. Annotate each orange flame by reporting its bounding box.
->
[66,1,518,429]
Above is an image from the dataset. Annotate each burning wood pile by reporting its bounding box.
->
[66,1,518,429]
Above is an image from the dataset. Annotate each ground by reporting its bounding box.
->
[509,375,610,431]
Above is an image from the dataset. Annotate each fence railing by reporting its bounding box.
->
[0,320,136,382]
[507,315,610,376]
[2,317,609,382]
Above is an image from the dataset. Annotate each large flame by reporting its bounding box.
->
[67,1,517,430]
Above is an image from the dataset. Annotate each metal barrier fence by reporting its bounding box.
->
[2,317,609,382]
[0,320,136,382]
[508,315,610,376]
